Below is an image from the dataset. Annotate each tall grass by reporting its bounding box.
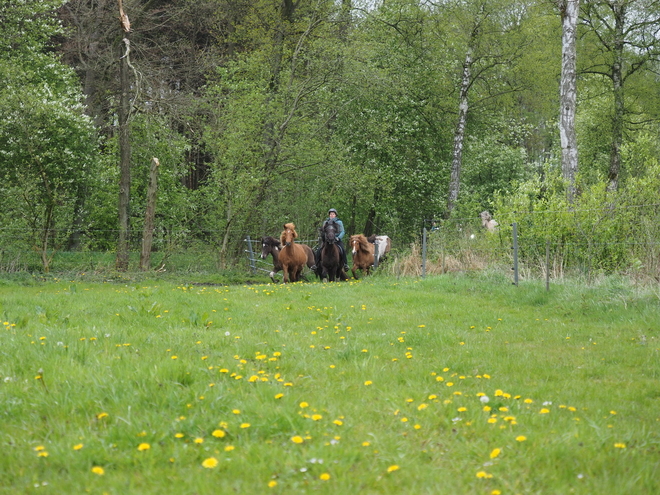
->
[1,274,658,494]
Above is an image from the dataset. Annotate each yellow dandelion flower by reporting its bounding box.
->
[614,443,626,449]
[240,423,250,429]
[436,376,444,382]
[224,445,235,451]
[268,480,277,488]
[457,407,467,412]
[37,451,49,457]
[137,443,150,451]
[201,457,218,468]
[490,448,501,459]
[362,441,370,447]
[91,466,105,475]
[212,429,226,438]
[194,437,204,444]
[524,398,533,404]
[414,424,421,430]
[299,402,309,408]
[175,433,184,438]
[516,435,527,442]
[487,418,497,424]
[291,435,304,444]
[73,443,83,450]
[418,403,428,411]
[34,445,45,451]
[319,473,331,481]
[539,408,550,414]
[96,412,108,420]
[333,420,343,426]
[387,465,400,473]
[274,393,284,399]
[476,471,493,479]
[364,380,373,386]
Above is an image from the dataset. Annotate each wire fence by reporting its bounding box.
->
[1,204,659,282]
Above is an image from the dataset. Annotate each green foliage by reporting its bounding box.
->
[0,1,98,270]
[0,275,658,493]
[492,162,660,275]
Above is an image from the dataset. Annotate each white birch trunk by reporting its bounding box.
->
[446,49,472,217]
[559,0,579,202]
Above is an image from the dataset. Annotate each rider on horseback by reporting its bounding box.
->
[312,208,350,272]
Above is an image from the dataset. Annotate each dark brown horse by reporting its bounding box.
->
[349,234,375,279]
[318,219,348,282]
[261,236,314,283]
[279,223,308,283]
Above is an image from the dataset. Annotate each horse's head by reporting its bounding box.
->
[261,236,280,259]
[323,219,338,244]
[349,234,360,255]
[281,223,298,246]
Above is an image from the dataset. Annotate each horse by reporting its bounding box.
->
[367,234,391,263]
[261,236,314,283]
[318,219,348,282]
[278,223,308,283]
[349,234,375,279]
[480,211,499,232]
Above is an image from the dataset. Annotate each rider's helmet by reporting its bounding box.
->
[328,208,338,215]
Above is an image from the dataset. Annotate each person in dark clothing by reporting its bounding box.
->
[312,208,349,272]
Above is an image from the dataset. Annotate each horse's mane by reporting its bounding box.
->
[263,236,281,247]
[352,234,372,252]
[324,218,338,233]
[281,223,298,245]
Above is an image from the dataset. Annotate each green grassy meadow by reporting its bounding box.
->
[1,273,659,494]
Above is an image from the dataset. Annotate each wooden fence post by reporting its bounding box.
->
[140,157,159,271]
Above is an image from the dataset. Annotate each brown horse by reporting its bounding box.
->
[279,223,308,283]
[261,236,314,283]
[349,234,375,279]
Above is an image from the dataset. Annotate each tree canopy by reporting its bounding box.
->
[1,0,659,270]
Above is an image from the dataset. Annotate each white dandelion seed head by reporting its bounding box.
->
[480,395,490,403]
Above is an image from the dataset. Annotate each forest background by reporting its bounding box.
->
[1,0,659,276]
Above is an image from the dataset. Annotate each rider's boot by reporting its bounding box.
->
[311,248,320,271]
[341,247,349,272]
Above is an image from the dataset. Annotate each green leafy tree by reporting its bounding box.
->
[0,0,98,271]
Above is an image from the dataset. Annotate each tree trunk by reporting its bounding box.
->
[607,2,626,192]
[559,0,579,203]
[446,49,472,217]
[140,157,160,271]
[116,8,132,271]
